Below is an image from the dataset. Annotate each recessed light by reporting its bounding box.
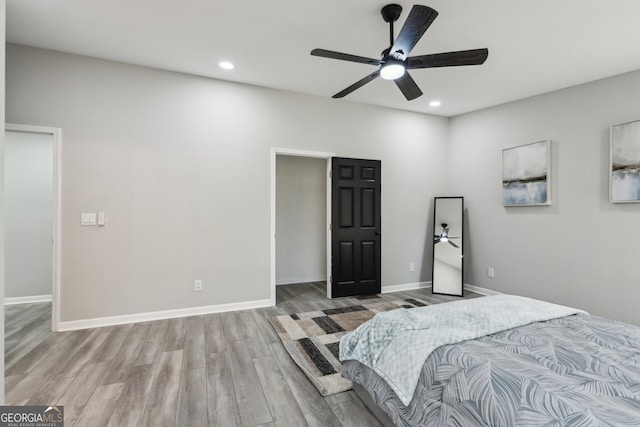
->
[429,100,441,107]
[219,61,234,70]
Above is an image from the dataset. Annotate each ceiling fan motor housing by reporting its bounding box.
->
[381,4,402,23]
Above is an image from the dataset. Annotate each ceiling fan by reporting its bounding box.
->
[434,223,460,248]
[311,4,489,101]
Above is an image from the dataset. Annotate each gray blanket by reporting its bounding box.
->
[340,295,585,405]
[342,314,640,426]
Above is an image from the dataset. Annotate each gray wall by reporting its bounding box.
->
[448,70,640,325]
[1,0,6,402]
[5,44,640,329]
[6,44,448,322]
[5,131,53,298]
[275,155,326,285]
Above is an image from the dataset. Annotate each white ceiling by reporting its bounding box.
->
[7,0,640,117]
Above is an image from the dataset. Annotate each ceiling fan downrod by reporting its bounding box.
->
[381,4,402,50]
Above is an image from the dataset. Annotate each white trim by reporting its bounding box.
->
[382,281,432,293]
[272,148,335,159]
[5,294,52,305]
[464,283,503,296]
[380,282,504,296]
[5,124,62,332]
[270,148,335,305]
[325,158,332,299]
[58,298,273,332]
[56,284,502,331]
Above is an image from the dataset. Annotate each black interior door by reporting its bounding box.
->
[331,157,381,298]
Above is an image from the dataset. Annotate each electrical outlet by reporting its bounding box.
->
[409,263,415,272]
[487,267,495,278]
[194,280,202,291]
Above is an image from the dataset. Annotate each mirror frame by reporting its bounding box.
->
[432,196,464,297]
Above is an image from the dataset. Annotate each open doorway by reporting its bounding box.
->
[275,156,327,285]
[270,148,334,304]
[4,124,61,332]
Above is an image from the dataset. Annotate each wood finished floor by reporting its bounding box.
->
[5,283,480,426]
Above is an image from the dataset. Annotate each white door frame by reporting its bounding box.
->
[270,148,335,304]
[6,123,62,332]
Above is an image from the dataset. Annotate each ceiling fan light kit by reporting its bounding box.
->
[380,60,406,80]
[311,3,489,101]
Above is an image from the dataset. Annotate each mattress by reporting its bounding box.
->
[342,313,640,426]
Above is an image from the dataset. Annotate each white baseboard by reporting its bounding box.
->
[58,298,273,332]
[5,294,52,305]
[381,282,502,296]
[382,281,432,293]
[464,283,503,296]
[276,276,327,286]
[56,283,502,331]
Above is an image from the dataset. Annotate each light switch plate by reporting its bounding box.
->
[81,213,97,226]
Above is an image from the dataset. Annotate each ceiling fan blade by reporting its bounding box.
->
[407,48,489,69]
[448,241,460,248]
[311,49,383,66]
[391,5,438,59]
[333,70,380,98]
[394,72,423,101]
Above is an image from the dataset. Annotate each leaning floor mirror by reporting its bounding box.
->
[432,197,464,296]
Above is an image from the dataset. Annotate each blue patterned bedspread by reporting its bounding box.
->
[342,313,640,426]
[340,295,586,405]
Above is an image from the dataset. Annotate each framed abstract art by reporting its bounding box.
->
[502,140,551,206]
[610,120,640,203]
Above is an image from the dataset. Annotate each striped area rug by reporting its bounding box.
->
[268,298,429,396]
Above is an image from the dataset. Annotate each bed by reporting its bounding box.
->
[339,295,640,426]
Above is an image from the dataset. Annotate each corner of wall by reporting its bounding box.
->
[1,0,8,404]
